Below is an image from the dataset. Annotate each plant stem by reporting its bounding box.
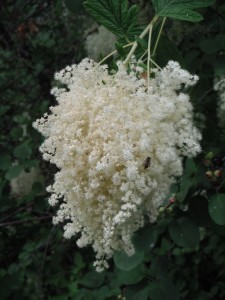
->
[152,17,166,57]
[123,16,158,67]
[138,51,162,70]
[98,42,134,66]
[147,24,153,87]
[0,215,52,227]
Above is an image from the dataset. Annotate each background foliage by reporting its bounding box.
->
[0,0,225,299]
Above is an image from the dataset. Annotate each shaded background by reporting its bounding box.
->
[1,0,225,299]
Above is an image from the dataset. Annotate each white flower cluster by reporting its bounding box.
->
[33,58,201,271]
[85,26,116,61]
[214,76,225,128]
[10,167,43,198]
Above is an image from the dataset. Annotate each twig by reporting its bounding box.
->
[152,17,166,57]
[198,87,214,102]
[40,225,57,272]
[0,215,52,227]
[0,203,33,223]
[123,16,158,66]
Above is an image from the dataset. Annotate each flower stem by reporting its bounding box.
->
[98,42,134,66]
[123,16,158,67]
[147,24,153,87]
[152,17,166,57]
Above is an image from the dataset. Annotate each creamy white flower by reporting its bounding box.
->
[33,58,201,270]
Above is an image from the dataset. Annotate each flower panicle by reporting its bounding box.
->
[33,57,201,271]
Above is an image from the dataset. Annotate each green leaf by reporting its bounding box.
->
[151,0,214,22]
[148,279,179,300]
[169,217,200,248]
[115,263,145,285]
[184,158,196,178]
[136,36,148,51]
[23,160,39,168]
[115,41,126,58]
[0,154,11,170]
[74,252,85,270]
[209,194,225,225]
[188,196,212,227]
[79,271,105,288]
[148,282,165,300]
[149,256,169,279]
[155,35,185,68]
[13,143,32,160]
[32,182,43,194]
[5,165,23,180]
[156,218,172,234]
[84,0,140,40]
[124,282,149,300]
[10,127,23,140]
[177,177,194,202]
[113,248,144,271]
[0,105,10,117]
[199,38,222,54]
[133,224,158,252]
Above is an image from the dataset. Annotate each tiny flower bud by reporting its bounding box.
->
[166,206,173,213]
[205,171,213,179]
[169,197,176,204]
[205,151,214,160]
[214,169,222,178]
[203,159,211,167]
[159,207,165,213]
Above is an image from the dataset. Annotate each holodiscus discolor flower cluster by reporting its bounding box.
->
[33,58,201,271]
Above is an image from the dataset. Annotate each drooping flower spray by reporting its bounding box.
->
[33,14,201,271]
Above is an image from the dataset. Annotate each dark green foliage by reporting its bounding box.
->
[151,0,214,22]
[114,249,144,271]
[169,217,200,248]
[83,0,141,40]
[209,194,225,225]
[1,0,225,299]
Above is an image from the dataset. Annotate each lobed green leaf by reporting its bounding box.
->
[84,0,140,40]
[151,0,214,22]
